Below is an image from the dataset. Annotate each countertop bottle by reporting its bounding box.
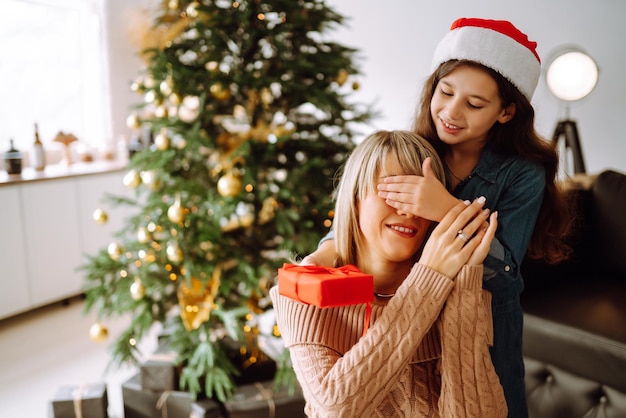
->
[32,123,46,171]
[4,139,23,175]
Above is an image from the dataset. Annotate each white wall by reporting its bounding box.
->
[104,0,151,146]
[105,0,626,175]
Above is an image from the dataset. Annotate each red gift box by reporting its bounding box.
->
[278,264,374,308]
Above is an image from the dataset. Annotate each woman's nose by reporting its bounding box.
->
[396,208,414,218]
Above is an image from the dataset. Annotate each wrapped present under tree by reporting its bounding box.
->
[123,372,224,418]
[50,383,108,418]
[225,380,306,418]
[140,343,181,391]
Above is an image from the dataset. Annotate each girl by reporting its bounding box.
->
[304,18,573,417]
[271,130,506,417]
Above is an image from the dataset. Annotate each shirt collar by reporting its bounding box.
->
[471,142,509,183]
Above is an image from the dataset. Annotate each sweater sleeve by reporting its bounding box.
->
[437,265,508,418]
[271,263,454,417]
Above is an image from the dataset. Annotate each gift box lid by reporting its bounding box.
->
[224,380,305,416]
[123,372,197,418]
[50,383,108,418]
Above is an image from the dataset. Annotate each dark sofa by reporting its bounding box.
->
[520,169,626,417]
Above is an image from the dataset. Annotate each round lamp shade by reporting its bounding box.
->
[546,47,599,102]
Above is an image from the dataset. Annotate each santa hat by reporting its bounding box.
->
[431,18,541,100]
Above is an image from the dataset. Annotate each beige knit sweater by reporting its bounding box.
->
[270,263,508,418]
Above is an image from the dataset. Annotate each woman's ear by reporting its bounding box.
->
[497,102,516,124]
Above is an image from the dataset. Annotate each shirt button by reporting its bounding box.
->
[504,265,511,272]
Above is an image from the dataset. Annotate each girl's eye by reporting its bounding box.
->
[468,102,483,109]
[440,88,452,96]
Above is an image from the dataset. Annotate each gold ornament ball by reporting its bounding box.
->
[130,278,146,300]
[167,201,186,224]
[217,172,242,197]
[89,322,109,342]
[143,75,155,89]
[139,248,156,263]
[123,169,142,188]
[140,170,161,190]
[144,90,157,104]
[210,83,231,101]
[336,69,349,86]
[178,106,199,123]
[92,208,108,224]
[166,241,184,263]
[260,88,273,105]
[205,61,219,72]
[186,1,200,17]
[175,137,187,150]
[154,105,169,119]
[154,130,171,151]
[160,79,173,96]
[169,93,181,105]
[137,227,152,244]
[107,242,124,260]
[126,113,141,129]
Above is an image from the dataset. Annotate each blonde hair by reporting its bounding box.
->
[333,130,445,266]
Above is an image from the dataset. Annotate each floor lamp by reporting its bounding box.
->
[545,46,599,175]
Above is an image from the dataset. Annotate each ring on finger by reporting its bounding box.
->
[457,230,470,243]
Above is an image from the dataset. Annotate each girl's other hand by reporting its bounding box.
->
[377,157,458,222]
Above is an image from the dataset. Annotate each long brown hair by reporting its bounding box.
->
[413,60,572,263]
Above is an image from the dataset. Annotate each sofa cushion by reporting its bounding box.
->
[524,356,626,418]
[523,314,626,394]
[591,169,626,277]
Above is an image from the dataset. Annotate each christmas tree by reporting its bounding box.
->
[81,0,373,401]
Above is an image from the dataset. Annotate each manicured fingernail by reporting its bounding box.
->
[477,196,486,204]
[494,211,498,219]
[463,200,471,205]
[482,209,490,216]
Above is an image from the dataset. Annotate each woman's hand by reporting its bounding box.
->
[418,197,497,278]
[467,209,497,266]
[300,239,336,266]
[377,157,458,222]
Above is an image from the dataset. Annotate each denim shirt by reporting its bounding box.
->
[452,142,544,307]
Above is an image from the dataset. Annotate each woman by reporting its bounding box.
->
[270,130,506,417]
